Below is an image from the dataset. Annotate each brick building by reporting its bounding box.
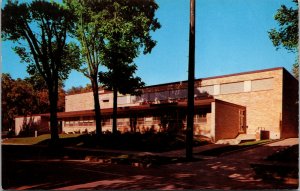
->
[15,67,298,142]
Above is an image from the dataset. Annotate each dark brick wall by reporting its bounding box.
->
[215,100,245,141]
[281,69,298,138]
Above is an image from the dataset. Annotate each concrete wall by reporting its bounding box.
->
[15,116,49,135]
[214,100,245,141]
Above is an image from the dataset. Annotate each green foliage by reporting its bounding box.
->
[2,1,80,82]
[268,0,298,52]
[268,0,298,79]
[66,84,93,95]
[65,0,110,135]
[65,0,160,92]
[2,73,36,131]
[64,0,104,79]
[98,0,161,95]
[94,0,160,134]
[65,0,160,134]
[292,62,299,79]
[99,63,145,96]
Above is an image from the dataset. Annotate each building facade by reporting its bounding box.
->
[15,67,298,142]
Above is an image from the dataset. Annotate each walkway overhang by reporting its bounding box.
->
[56,98,215,119]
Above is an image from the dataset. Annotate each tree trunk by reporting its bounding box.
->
[48,80,59,146]
[91,77,102,135]
[112,87,118,134]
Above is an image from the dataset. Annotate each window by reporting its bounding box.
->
[251,78,273,91]
[149,93,156,102]
[137,93,149,102]
[169,89,187,99]
[197,86,214,95]
[118,96,128,104]
[137,117,144,125]
[117,118,130,126]
[239,110,246,133]
[130,96,137,103]
[145,117,153,122]
[154,91,169,101]
[102,118,111,126]
[220,82,244,94]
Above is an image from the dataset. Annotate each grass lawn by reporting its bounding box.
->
[2,132,209,152]
[2,134,80,145]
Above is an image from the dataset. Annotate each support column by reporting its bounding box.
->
[210,102,216,142]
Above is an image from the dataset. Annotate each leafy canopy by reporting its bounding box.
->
[97,0,161,94]
[64,0,105,80]
[268,0,298,52]
[268,0,298,79]
[2,0,80,83]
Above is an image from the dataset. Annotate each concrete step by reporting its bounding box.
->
[216,134,256,145]
[215,139,241,145]
[236,134,256,141]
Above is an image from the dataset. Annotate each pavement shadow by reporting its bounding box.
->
[2,141,298,190]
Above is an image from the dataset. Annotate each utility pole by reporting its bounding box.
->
[186,0,195,160]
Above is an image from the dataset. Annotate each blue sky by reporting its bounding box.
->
[1,0,297,90]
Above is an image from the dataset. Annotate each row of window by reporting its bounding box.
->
[100,78,274,104]
[63,115,207,127]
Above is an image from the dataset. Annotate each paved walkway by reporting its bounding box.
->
[64,138,291,158]
[63,141,228,158]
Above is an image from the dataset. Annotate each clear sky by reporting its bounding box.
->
[1,0,297,90]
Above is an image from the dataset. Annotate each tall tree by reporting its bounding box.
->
[99,63,145,134]
[98,0,161,134]
[65,0,160,134]
[64,0,105,135]
[268,0,298,79]
[2,1,80,144]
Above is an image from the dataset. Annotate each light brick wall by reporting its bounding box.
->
[64,68,297,139]
[65,92,139,112]
[65,92,106,112]
[201,69,283,139]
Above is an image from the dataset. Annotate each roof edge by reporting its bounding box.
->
[144,67,285,88]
